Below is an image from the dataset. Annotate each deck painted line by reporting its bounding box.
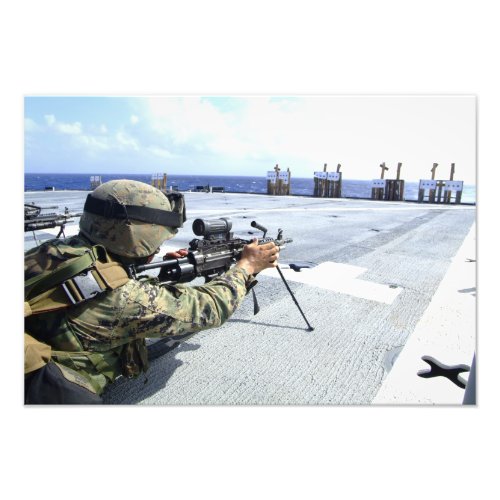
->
[188,205,475,217]
[373,223,476,405]
[260,261,401,304]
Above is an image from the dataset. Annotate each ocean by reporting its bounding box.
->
[24,173,476,204]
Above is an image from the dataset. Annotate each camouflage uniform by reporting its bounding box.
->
[25,180,252,394]
[25,234,253,396]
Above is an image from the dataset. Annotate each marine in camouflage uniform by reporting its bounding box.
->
[24,180,279,403]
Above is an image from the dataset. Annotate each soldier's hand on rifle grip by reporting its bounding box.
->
[236,239,280,275]
[163,248,188,260]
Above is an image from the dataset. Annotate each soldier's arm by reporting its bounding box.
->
[127,239,279,338]
[120,266,253,340]
[65,240,278,346]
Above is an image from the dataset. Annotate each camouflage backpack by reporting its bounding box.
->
[24,239,131,402]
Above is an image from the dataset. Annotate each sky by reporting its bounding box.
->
[24,95,476,184]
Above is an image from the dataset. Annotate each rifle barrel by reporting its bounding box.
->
[133,256,190,274]
[259,237,293,246]
[25,221,63,231]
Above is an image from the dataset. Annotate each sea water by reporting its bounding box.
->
[24,173,476,203]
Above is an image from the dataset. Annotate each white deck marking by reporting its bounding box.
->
[373,223,476,404]
[260,261,401,304]
[188,205,475,217]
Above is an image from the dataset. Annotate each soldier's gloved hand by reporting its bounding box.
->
[163,248,188,260]
[236,239,279,275]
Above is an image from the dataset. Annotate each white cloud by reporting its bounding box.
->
[39,119,138,154]
[141,96,476,182]
[72,129,141,154]
[115,131,139,150]
[147,146,174,158]
[29,112,146,160]
[145,97,254,158]
[44,114,56,126]
[57,121,82,135]
[143,96,346,161]
[76,134,110,151]
[43,114,82,134]
[25,118,39,132]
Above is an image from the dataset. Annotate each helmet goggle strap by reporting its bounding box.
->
[84,193,186,228]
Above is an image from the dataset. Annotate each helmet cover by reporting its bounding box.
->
[79,179,178,258]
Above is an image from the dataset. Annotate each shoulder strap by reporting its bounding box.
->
[25,245,104,300]
[25,244,129,317]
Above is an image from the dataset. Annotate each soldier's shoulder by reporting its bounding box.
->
[25,234,90,257]
[25,235,92,278]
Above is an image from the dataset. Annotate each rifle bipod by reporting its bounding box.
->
[250,221,314,331]
[276,265,314,331]
[249,265,314,331]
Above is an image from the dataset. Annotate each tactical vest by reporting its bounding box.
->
[24,238,150,400]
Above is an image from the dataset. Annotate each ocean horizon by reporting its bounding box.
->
[24,173,476,204]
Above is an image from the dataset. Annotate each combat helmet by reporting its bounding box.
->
[79,180,185,258]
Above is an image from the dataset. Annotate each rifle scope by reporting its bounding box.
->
[192,217,232,239]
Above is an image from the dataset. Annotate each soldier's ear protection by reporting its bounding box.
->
[83,192,186,229]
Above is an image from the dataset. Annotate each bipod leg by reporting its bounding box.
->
[276,265,314,331]
[56,224,66,239]
[251,288,260,315]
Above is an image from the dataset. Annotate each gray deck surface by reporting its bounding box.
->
[24,190,476,405]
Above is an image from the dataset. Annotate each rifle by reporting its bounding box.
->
[129,217,314,331]
[25,203,82,240]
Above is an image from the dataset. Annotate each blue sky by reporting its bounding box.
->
[24,96,476,183]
